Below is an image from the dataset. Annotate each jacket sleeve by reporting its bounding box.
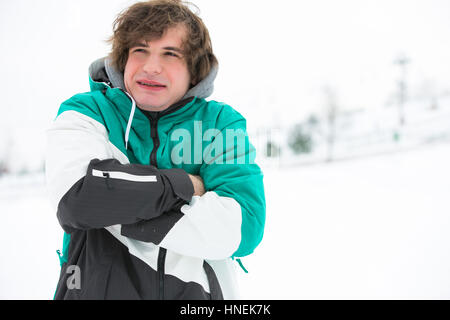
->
[121,107,266,260]
[46,108,194,234]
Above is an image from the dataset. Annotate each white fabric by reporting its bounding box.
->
[160,192,242,260]
[45,111,116,209]
[206,258,241,299]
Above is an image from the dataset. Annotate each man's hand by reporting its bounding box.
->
[188,174,206,197]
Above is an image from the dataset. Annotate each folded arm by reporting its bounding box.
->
[46,110,194,234]
[121,109,266,260]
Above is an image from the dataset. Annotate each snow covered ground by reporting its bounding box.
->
[1,141,450,299]
[238,141,450,299]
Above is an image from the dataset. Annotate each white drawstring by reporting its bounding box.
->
[124,92,136,150]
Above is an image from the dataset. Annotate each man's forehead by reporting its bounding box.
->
[132,25,188,48]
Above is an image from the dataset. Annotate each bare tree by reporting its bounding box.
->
[322,85,339,162]
[394,54,410,126]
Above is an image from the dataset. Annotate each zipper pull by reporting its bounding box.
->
[103,172,113,190]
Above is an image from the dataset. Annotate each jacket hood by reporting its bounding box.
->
[88,56,218,100]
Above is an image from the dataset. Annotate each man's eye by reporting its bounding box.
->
[164,52,179,58]
[133,48,146,53]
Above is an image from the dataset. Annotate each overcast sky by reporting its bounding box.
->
[1,0,450,171]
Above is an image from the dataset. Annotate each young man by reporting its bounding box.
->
[46,0,265,300]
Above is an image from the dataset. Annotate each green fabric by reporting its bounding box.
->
[56,76,265,258]
[57,232,71,267]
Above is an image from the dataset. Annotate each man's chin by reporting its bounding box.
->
[137,101,170,112]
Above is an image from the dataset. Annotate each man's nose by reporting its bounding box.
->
[143,54,162,75]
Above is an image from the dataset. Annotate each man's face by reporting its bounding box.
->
[124,24,191,112]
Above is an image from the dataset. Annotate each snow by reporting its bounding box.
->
[1,141,450,299]
[237,141,450,299]
[0,174,61,299]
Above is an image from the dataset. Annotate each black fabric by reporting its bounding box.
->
[158,247,167,300]
[119,169,193,244]
[54,228,220,300]
[160,168,195,201]
[57,158,193,233]
[203,261,224,300]
[121,208,184,244]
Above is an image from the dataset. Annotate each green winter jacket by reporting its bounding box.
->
[46,57,265,300]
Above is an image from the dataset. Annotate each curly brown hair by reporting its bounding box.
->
[107,0,217,86]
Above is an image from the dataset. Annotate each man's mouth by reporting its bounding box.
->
[137,80,166,88]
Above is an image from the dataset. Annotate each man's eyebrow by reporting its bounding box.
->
[131,44,183,53]
[163,46,183,53]
[132,42,149,48]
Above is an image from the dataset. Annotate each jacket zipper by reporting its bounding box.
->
[110,86,193,300]
[157,244,167,300]
[148,112,167,300]
[149,113,160,167]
